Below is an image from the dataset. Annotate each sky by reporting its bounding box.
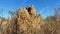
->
[0,0,60,19]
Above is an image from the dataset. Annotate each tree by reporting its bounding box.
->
[9,10,16,19]
[7,10,17,34]
[54,5,60,21]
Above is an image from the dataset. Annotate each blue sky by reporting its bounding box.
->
[0,0,60,19]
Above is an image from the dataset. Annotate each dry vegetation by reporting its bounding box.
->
[0,5,60,34]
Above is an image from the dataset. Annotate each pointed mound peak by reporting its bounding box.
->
[26,5,36,16]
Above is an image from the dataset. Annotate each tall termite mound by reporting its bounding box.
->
[16,5,44,34]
